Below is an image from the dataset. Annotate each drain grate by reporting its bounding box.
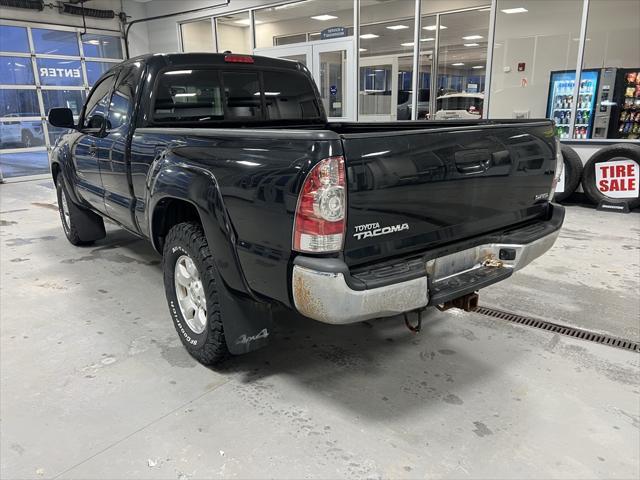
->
[474,306,639,353]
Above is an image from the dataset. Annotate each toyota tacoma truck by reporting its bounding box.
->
[48,53,564,365]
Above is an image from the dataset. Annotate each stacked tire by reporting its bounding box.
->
[581,143,640,210]
[554,143,640,211]
[553,144,583,203]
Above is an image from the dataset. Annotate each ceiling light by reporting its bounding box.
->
[360,33,379,39]
[386,25,409,30]
[462,35,483,40]
[451,62,465,66]
[464,43,479,47]
[234,19,262,25]
[501,7,528,14]
[420,37,434,42]
[311,14,337,21]
[423,24,447,31]
[359,48,367,52]
[401,42,414,47]
[472,65,484,69]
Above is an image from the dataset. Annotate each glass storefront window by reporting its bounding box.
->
[432,8,489,120]
[41,89,85,116]
[576,0,640,139]
[32,28,80,56]
[0,89,39,116]
[0,56,35,85]
[489,0,583,138]
[86,61,115,86]
[216,13,252,54]
[82,34,123,59]
[0,25,29,53]
[181,20,215,53]
[0,23,124,179]
[358,0,416,121]
[36,58,83,86]
[255,1,354,49]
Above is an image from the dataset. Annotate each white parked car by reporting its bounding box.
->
[434,93,484,120]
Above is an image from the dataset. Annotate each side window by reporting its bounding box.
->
[82,74,116,130]
[222,71,262,119]
[107,64,142,131]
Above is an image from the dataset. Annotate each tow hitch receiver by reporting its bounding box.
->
[436,292,479,312]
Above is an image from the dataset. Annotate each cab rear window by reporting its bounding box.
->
[152,68,321,123]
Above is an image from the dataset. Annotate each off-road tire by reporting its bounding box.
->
[581,143,640,209]
[56,177,104,246]
[554,144,583,203]
[162,222,229,365]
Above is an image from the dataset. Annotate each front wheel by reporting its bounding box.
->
[162,222,228,365]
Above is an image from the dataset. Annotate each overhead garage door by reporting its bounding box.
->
[0,22,124,179]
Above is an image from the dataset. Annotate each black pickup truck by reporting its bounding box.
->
[48,53,564,365]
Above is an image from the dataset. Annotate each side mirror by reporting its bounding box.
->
[48,108,75,129]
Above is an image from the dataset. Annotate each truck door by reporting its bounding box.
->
[101,63,144,232]
[73,73,117,212]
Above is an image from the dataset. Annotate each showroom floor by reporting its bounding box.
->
[1,179,639,479]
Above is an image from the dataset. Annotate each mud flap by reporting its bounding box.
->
[216,277,273,355]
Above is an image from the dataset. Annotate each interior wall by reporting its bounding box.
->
[217,23,250,53]
[1,0,121,31]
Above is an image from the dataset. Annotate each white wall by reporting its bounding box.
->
[489,0,640,119]
[1,0,121,31]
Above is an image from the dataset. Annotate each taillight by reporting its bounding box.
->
[293,156,346,253]
[550,137,564,199]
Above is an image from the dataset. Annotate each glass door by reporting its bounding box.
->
[254,43,313,68]
[256,38,355,121]
[312,39,355,121]
[359,55,398,121]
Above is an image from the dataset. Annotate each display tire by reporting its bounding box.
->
[554,144,583,203]
[581,143,640,209]
[56,177,104,246]
[162,222,229,366]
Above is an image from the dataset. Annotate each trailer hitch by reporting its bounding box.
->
[436,292,479,312]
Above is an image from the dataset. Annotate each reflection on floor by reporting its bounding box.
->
[0,150,49,178]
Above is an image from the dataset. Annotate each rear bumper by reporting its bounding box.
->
[292,204,564,324]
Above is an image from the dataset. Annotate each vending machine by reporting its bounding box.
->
[546,69,600,139]
[608,68,640,139]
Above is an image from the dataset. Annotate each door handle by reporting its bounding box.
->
[454,149,492,174]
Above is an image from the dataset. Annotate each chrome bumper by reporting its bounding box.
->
[292,227,560,325]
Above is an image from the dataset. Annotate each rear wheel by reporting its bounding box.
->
[162,222,228,365]
[56,177,105,246]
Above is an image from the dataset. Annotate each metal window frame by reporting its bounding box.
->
[0,20,125,179]
[568,0,590,140]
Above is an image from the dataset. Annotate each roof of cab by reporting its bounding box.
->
[123,52,304,71]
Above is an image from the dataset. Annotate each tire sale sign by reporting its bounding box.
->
[595,160,639,198]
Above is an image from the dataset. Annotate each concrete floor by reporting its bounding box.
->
[1,179,639,480]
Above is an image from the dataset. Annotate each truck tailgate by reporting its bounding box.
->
[341,121,557,267]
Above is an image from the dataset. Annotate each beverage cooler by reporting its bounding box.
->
[546,69,599,139]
